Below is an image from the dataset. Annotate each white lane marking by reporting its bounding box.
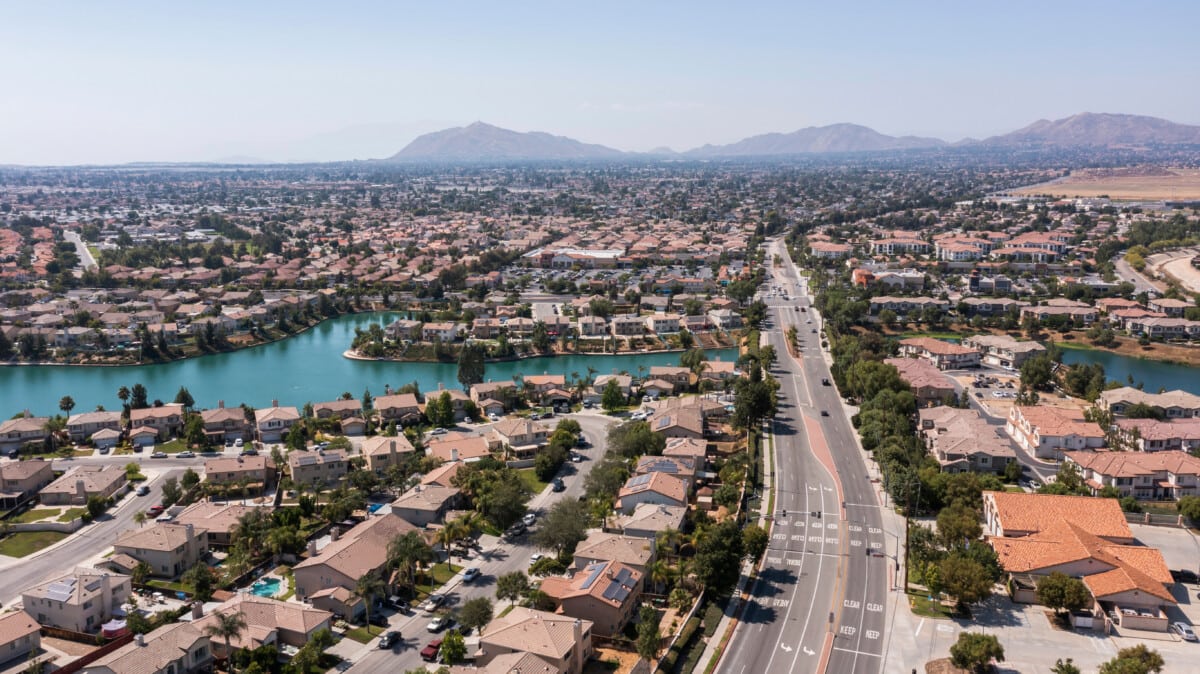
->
[762,490,812,674]
[914,618,925,637]
[832,647,882,657]
[937,624,955,633]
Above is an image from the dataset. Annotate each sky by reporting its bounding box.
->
[1,1,1198,165]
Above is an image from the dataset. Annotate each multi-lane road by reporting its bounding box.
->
[717,238,888,674]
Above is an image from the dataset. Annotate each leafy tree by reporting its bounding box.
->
[693,519,745,594]
[1099,644,1165,674]
[440,629,467,664]
[938,553,993,609]
[183,562,219,602]
[86,494,107,519]
[130,383,149,410]
[936,502,981,550]
[949,632,1004,673]
[457,344,486,391]
[173,386,195,412]
[1003,459,1022,483]
[427,391,455,428]
[496,571,529,606]
[285,424,307,451]
[635,605,659,660]
[529,556,567,577]
[58,396,75,415]
[458,597,494,632]
[182,468,200,490]
[713,483,740,509]
[184,413,208,449]
[533,499,589,558]
[160,476,181,506]
[601,378,624,413]
[742,524,769,562]
[1019,354,1054,391]
[531,321,551,352]
[1036,572,1091,616]
[607,421,665,458]
[1179,494,1200,522]
[387,531,435,595]
[680,347,708,378]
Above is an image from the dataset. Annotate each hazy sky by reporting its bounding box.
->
[2,1,1198,164]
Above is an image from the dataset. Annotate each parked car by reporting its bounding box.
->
[240,448,258,457]
[1172,569,1199,584]
[1171,622,1197,641]
[429,427,448,436]
[522,513,537,526]
[150,451,167,459]
[136,485,150,496]
[488,413,501,422]
[147,505,164,516]
[177,451,195,459]
[225,439,234,448]
[420,639,443,662]
[551,478,565,492]
[234,438,244,447]
[368,613,389,628]
[378,630,401,649]
[530,552,544,563]
[98,447,110,455]
[427,616,454,633]
[820,410,829,417]
[571,453,584,463]
[421,594,445,612]
[462,567,481,583]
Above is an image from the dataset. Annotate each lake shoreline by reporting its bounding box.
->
[342,345,715,364]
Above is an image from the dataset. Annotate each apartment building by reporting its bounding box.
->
[961,334,1047,369]
[1005,405,1105,460]
[897,337,980,370]
[1115,418,1200,453]
[884,358,956,406]
[1098,387,1200,418]
[1064,450,1200,501]
[919,407,1015,474]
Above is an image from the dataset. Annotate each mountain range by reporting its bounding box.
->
[384,113,1200,162]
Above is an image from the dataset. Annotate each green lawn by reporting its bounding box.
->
[516,468,549,494]
[8,508,61,524]
[58,507,88,523]
[0,531,68,557]
[344,624,384,644]
[907,590,955,619]
[156,439,189,453]
[148,579,192,594]
[413,562,462,598]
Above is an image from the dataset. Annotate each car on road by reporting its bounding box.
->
[462,567,481,583]
[378,630,401,649]
[505,522,526,538]
[571,452,584,463]
[421,594,446,612]
[429,427,448,436]
[575,436,589,448]
[530,552,544,564]
[147,504,164,516]
[420,639,443,661]
[820,410,829,417]
[1171,622,1198,641]
[821,378,830,386]
[150,451,167,459]
[551,478,565,492]
[522,513,537,526]
[427,615,455,633]
[177,451,195,459]
[136,485,150,496]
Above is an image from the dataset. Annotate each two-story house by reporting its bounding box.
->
[0,460,54,509]
[23,569,131,634]
[374,393,423,425]
[288,450,347,487]
[489,417,550,459]
[204,455,274,493]
[254,401,300,443]
[539,560,644,637]
[130,404,185,441]
[362,435,417,474]
[0,414,49,454]
[66,411,123,443]
[112,523,208,579]
[200,401,251,443]
[477,608,593,674]
[84,622,211,674]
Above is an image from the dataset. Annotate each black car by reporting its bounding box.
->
[378,630,401,649]
[821,378,831,386]
[1172,569,1199,584]
[551,478,566,492]
[369,613,389,628]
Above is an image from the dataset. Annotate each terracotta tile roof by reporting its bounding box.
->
[985,491,1131,540]
[480,606,591,663]
[0,609,39,645]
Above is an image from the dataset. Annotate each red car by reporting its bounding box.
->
[147,505,165,516]
[420,639,443,662]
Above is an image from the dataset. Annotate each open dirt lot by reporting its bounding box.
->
[1012,167,1200,200]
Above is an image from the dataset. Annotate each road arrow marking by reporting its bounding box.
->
[780,644,793,652]
[803,647,815,656]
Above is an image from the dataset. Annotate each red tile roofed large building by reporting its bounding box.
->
[1005,405,1105,460]
[1114,417,1200,453]
[1064,449,1200,501]
[982,491,1175,624]
[884,357,956,406]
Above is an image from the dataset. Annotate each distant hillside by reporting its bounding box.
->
[982,112,1200,146]
[387,122,625,161]
[687,123,946,156]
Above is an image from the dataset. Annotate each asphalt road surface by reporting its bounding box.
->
[717,239,887,674]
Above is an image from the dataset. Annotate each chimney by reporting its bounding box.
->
[573,619,583,672]
[307,540,317,557]
[184,523,195,539]
[271,399,279,408]
[389,440,396,454]
[451,448,459,462]
[135,633,145,647]
[218,400,225,409]
[76,480,86,499]
[191,602,203,619]
[331,527,340,541]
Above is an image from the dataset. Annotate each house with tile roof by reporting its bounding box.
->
[199,401,251,443]
[540,560,644,637]
[287,449,347,487]
[83,621,211,674]
[475,607,593,674]
[426,432,492,463]
[172,502,260,548]
[1098,387,1200,419]
[66,410,123,443]
[292,513,419,600]
[1064,449,1200,501]
[634,455,697,493]
[982,491,1175,628]
[615,472,688,514]
[254,402,301,443]
[192,594,332,655]
[0,414,49,453]
[23,568,131,634]
[961,334,1046,370]
[0,460,53,509]
[113,522,208,580]
[884,357,957,406]
[646,407,704,440]
[897,337,980,370]
[375,393,423,425]
[362,435,416,474]
[391,484,461,527]
[1005,405,1106,460]
[1114,417,1200,453]
[570,532,656,580]
[616,503,688,540]
[204,455,274,494]
[919,407,1015,474]
[40,464,127,506]
[130,404,185,440]
[0,610,40,667]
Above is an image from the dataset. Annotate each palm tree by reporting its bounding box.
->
[648,559,675,595]
[387,531,434,598]
[59,396,75,416]
[133,511,146,528]
[355,572,386,634]
[203,610,247,674]
[117,386,130,412]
